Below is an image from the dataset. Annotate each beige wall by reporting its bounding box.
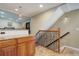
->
[50,9,79,49]
[30,3,79,35]
[31,9,55,35]
[30,7,64,35]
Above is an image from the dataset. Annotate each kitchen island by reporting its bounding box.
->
[0,30,36,56]
[0,30,29,39]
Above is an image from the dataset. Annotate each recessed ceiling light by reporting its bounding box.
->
[14,9,19,11]
[0,11,5,14]
[40,4,43,8]
[63,17,69,23]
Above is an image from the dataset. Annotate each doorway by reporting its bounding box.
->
[25,22,30,34]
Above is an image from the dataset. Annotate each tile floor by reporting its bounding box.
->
[35,45,79,56]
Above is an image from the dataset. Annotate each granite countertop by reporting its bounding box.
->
[0,34,34,40]
[0,30,29,40]
[0,34,29,40]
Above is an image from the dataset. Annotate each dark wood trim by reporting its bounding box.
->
[36,29,59,36]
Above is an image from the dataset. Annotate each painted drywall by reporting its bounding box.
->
[31,9,55,35]
[31,7,64,35]
[50,9,79,49]
[30,3,79,35]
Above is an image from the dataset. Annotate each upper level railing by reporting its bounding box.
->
[35,28,70,53]
[35,28,60,52]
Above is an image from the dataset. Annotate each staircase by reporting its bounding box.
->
[35,28,70,53]
[34,4,79,55]
[31,4,79,35]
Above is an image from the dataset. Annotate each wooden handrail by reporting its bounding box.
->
[36,29,59,36]
[35,29,70,53]
[45,32,70,47]
[36,30,41,36]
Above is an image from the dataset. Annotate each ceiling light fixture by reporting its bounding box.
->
[15,6,23,20]
[40,4,43,8]
[64,17,69,23]
[14,9,19,11]
[17,6,23,18]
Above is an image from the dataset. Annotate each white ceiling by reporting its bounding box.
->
[0,3,62,18]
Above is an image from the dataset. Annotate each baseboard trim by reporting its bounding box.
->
[60,45,79,52]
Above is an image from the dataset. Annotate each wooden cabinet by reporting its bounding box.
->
[0,36,36,56]
[0,39,17,56]
[17,37,36,56]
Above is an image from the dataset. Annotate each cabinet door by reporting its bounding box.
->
[18,43,28,56]
[1,46,17,56]
[17,37,36,56]
[26,40,35,56]
[0,36,36,56]
[0,39,17,56]
[0,48,4,56]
